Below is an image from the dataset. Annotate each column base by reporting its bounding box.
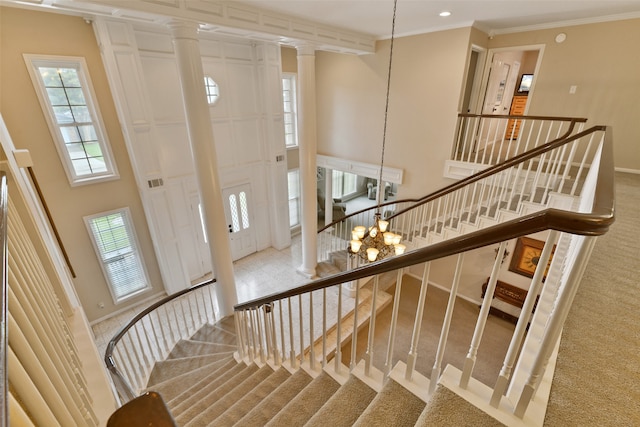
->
[297,265,317,279]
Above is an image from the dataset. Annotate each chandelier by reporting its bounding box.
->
[348,0,405,263]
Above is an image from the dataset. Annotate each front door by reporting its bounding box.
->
[222,183,257,261]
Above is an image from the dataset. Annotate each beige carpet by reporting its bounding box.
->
[342,276,516,387]
[545,172,640,426]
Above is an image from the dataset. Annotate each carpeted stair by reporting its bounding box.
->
[145,316,442,426]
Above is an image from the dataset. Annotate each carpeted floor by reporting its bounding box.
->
[342,276,516,387]
[544,172,640,426]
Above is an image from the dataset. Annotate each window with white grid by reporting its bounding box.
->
[24,54,118,186]
[282,73,298,147]
[85,208,150,303]
[332,170,358,199]
[288,169,301,228]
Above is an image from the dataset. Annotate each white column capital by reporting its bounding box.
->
[295,43,317,56]
[167,19,199,40]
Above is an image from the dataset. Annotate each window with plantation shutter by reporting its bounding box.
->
[85,208,150,303]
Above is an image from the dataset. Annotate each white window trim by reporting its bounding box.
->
[84,207,150,304]
[287,169,301,229]
[282,73,299,148]
[24,54,119,186]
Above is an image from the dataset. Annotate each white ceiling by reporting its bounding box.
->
[236,0,640,38]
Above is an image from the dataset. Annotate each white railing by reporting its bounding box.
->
[105,280,220,401]
[319,116,598,267]
[235,126,613,425]
[4,185,98,426]
[451,114,587,166]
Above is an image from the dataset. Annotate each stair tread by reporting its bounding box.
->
[174,364,260,422]
[147,353,233,388]
[184,364,275,427]
[190,323,237,345]
[235,369,313,426]
[305,374,377,427]
[212,367,292,427]
[147,357,233,402]
[353,379,425,427]
[167,339,236,359]
[167,359,243,410]
[265,371,340,427]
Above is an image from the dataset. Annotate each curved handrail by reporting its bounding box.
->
[457,113,588,122]
[237,125,613,311]
[318,116,591,234]
[104,278,216,401]
[0,173,8,427]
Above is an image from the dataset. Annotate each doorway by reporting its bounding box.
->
[222,183,257,261]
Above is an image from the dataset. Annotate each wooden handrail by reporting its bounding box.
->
[457,113,588,122]
[107,392,176,427]
[236,126,613,311]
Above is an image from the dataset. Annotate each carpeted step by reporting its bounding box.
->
[212,367,292,426]
[352,379,426,427]
[167,339,235,359]
[214,315,236,334]
[184,364,275,427]
[147,353,233,387]
[265,371,340,427]
[173,363,259,423]
[305,374,377,427]
[190,323,237,345]
[415,384,503,426]
[235,369,313,426]
[148,357,234,402]
[167,359,242,410]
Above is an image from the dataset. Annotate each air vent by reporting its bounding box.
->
[147,178,164,188]
[276,155,285,162]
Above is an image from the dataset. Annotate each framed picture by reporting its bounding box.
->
[509,237,555,279]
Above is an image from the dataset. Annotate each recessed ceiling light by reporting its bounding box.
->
[439,11,451,17]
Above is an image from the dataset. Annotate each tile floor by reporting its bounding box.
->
[92,234,314,357]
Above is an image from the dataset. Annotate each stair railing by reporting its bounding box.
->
[104,279,219,402]
[451,113,587,165]
[235,125,613,423]
[319,117,595,266]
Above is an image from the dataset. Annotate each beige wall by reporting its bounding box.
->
[0,7,164,322]
[315,27,473,198]
[488,18,640,171]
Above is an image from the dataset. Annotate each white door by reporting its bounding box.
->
[222,184,257,261]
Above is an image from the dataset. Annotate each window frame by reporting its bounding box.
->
[24,54,119,186]
[282,73,299,148]
[287,169,301,229]
[84,207,151,304]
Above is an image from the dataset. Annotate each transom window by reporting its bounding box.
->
[204,76,220,105]
[24,54,118,186]
[282,74,298,147]
[85,208,150,303]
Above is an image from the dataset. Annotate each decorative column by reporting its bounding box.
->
[296,44,318,278]
[168,21,237,315]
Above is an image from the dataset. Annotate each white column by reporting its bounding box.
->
[168,21,238,315]
[296,44,318,278]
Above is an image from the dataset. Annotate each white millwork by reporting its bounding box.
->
[168,20,238,315]
[296,44,318,278]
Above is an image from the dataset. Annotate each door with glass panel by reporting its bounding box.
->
[222,184,257,260]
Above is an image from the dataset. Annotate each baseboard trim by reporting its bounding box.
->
[89,291,166,326]
[615,167,640,175]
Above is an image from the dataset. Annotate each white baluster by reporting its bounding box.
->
[384,268,403,377]
[430,253,465,394]
[405,262,431,381]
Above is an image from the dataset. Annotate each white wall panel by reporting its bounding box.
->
[114,51,150,123]
[228,63,259,115]
[154,124,192,177]
[135,30,174,53]
[139,55,185,122]
[211,120,234,168]
[233,118,262,164]
[223,41,254,61]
